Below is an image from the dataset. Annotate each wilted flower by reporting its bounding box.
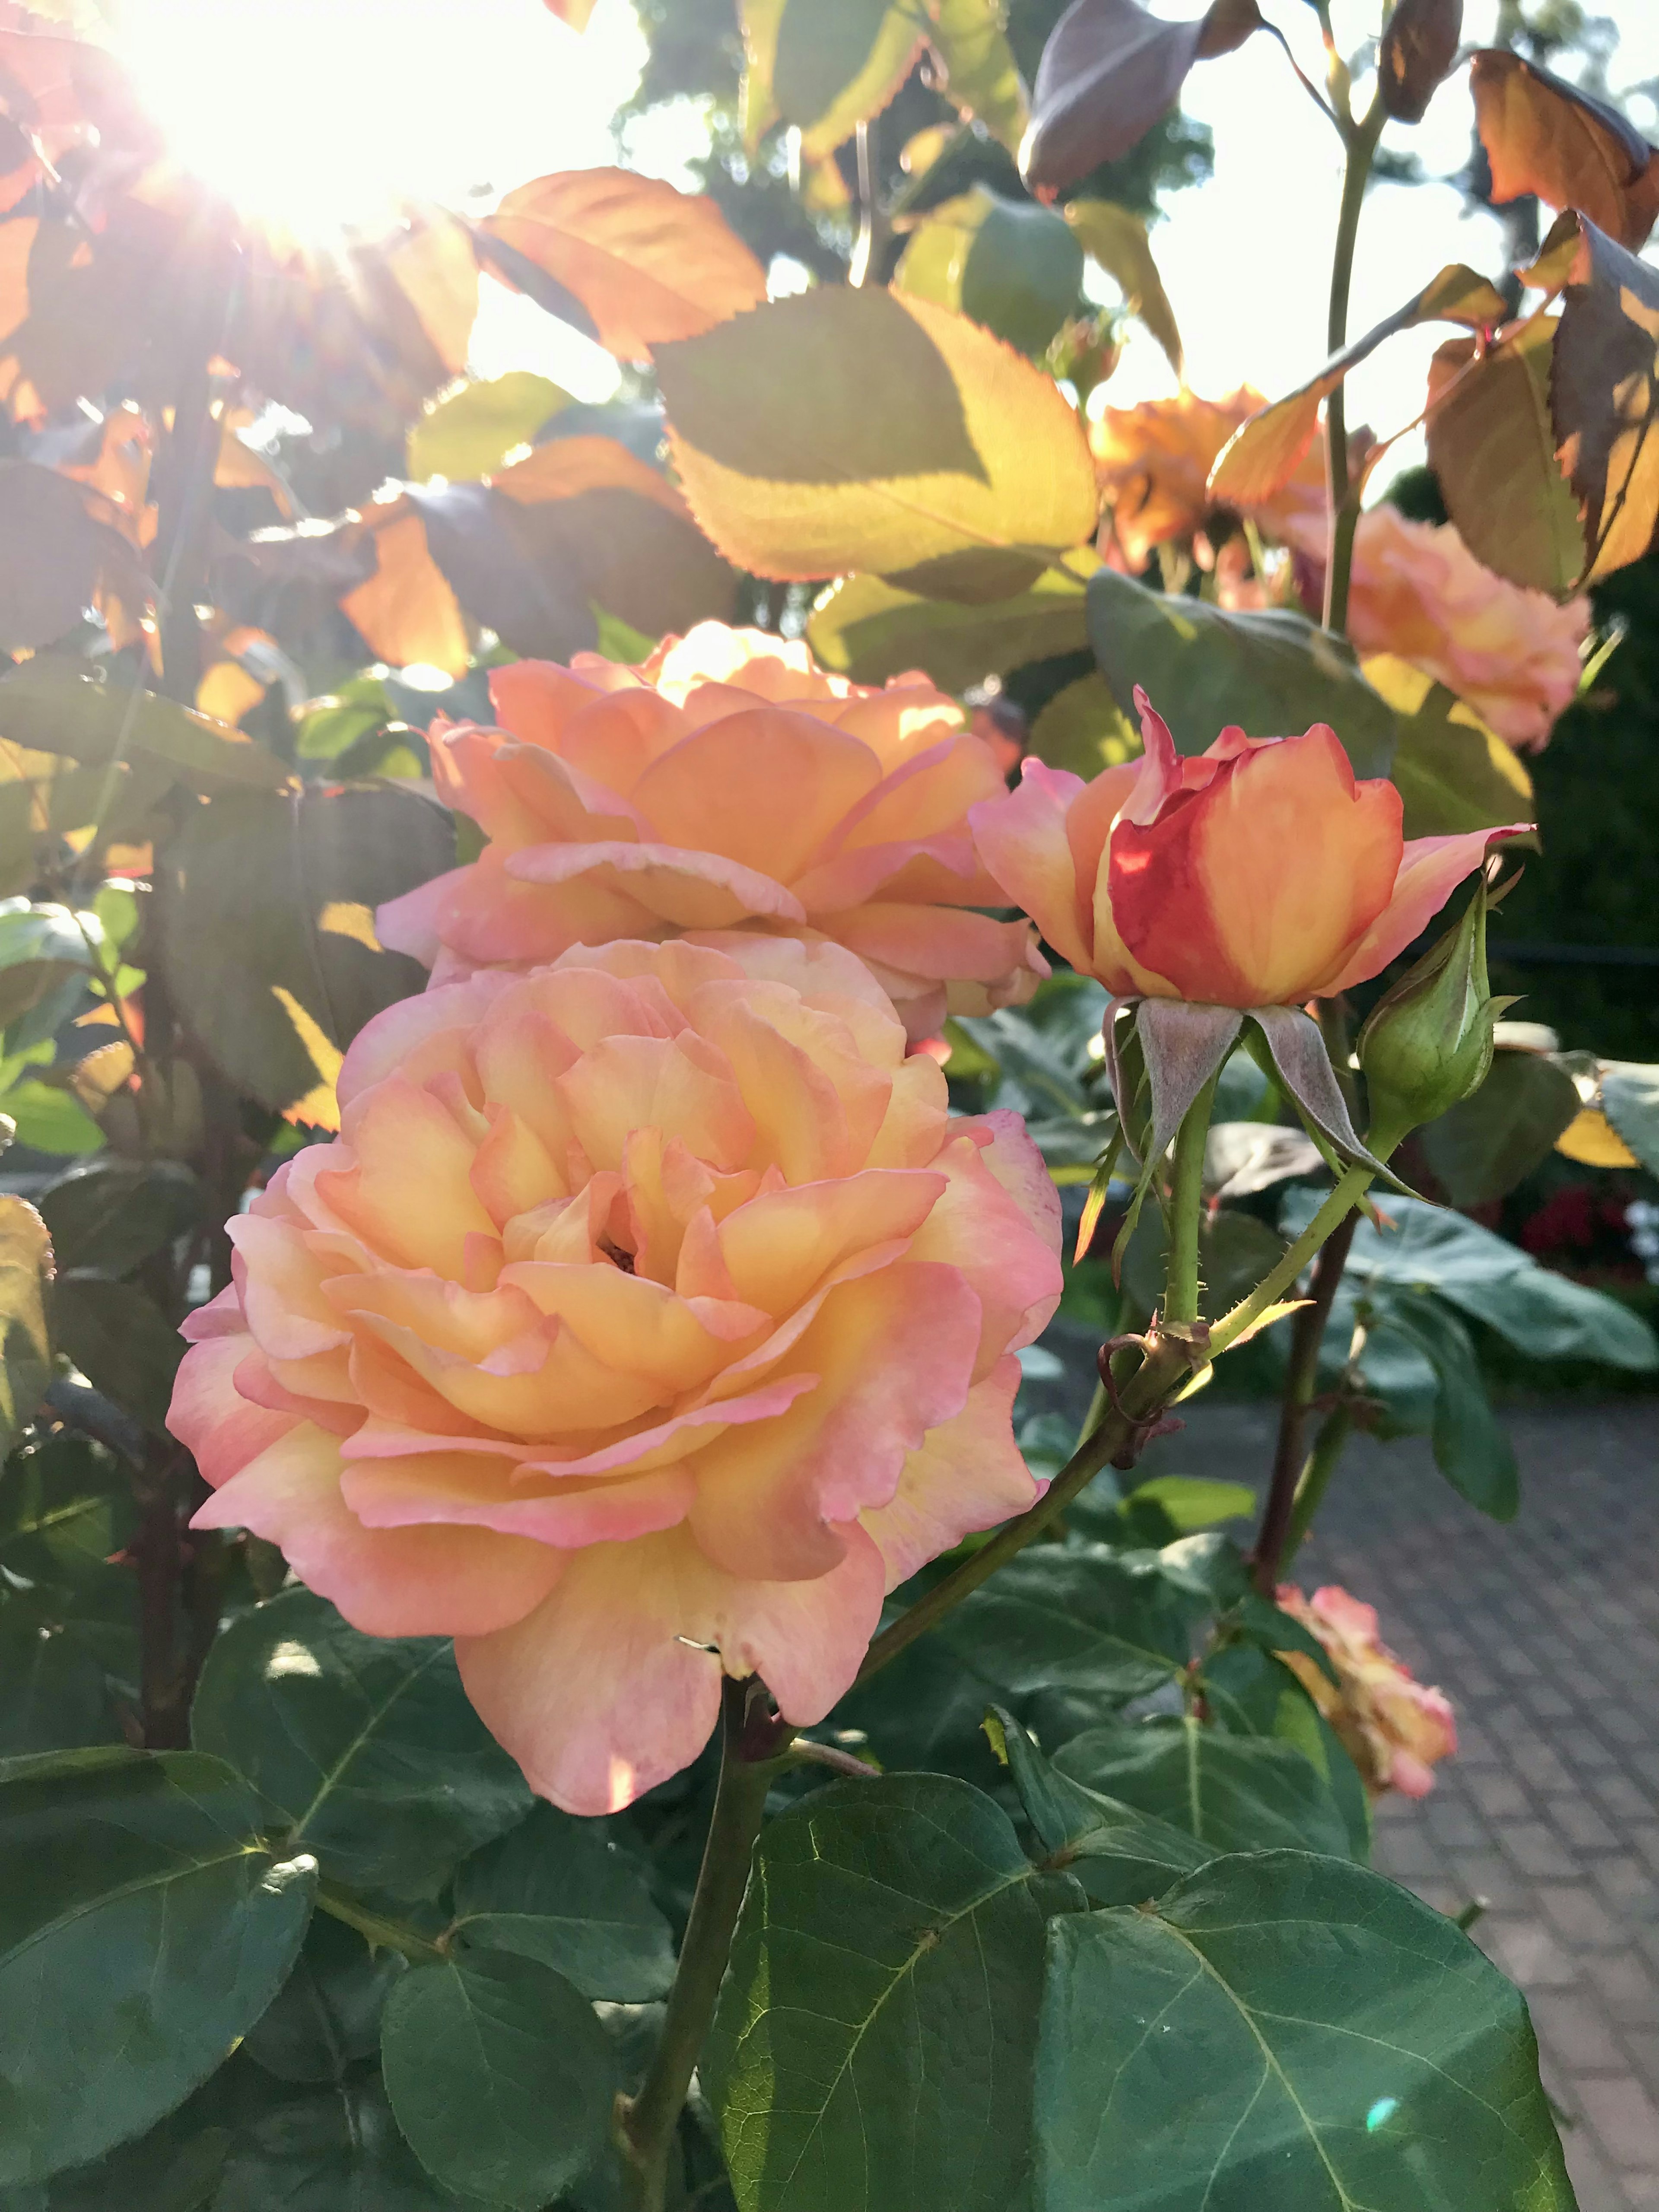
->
[969,690,1525,1009]
[1091,388,1326,570]
[169,935,1062,1814]
[376,622,1045,1041]
[1294,504,1590,749]
[1276,1583,1457,1798]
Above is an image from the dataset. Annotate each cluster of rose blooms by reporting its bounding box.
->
[172,620,1469,1814]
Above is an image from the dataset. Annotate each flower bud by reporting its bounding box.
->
[1358,870,1514,1154]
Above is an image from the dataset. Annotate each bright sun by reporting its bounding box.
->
[111,0,643,235]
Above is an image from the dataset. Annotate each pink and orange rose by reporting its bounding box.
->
[169,934,1062,1813]
[1091,387,1328,571]
[377,622,1045,1041]
[969,691,1523,1009]
[1276,1583,1457,1798]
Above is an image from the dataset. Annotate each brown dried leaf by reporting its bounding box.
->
[1427,314,1585,595]
[1378,0,1462,125]
[1471,49,1659,253]
[479,168,768,362]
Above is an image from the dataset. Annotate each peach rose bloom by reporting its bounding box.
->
[969,691,1522,1009]
[1091,387,1326,571]
[376,623,1045,1042]
[169,935,1062,1814]
[1275,1583,1457,1799]
[1281,504,1589,750]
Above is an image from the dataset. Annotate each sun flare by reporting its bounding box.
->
[110,0,639,237]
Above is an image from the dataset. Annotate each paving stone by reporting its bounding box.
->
[1529,1991,1634,2072]
[1575,2080,1659,2171]
[1539,1884,1626,1949]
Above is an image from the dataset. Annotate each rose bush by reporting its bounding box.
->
[168,933,1062,1813]
[1276,1583,1458,1798]
[969,689,1524,1008]
[376,621,1045,1040]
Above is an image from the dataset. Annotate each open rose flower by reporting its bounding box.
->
[969,691,1527,1009]
[1275,1583,1457,1798]
[1278,503,1589,749]
[1091,387,1327,571]
[168,935,1061,1814]
[375,622,1045,1042]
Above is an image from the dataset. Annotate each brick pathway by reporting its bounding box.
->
[1177,1397,1659,2210]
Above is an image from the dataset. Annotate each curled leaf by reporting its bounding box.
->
[1377,0,1462,125]
[1471,48,1659,252]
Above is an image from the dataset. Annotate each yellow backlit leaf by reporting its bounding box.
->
[272,985,343,1131]
[342,507,470,678]
[1555,1106,1639,1169]
[317,901,382,951]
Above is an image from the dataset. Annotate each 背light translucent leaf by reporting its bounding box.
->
[156,783,453,1127]
[741,0,925,160]
[706,1773,1047,2212]
[895,186,1082,358]
[1028,670,1138,776]
[479,167,768,360]
[1427,314,1586,595]
[451,1802,675,2002]
[380,1947,616,2210]
[1363,652,1535,838]
[1054,1717,1355,1856]
[657,286,1099,600]
[1062,199,1183,378]
[928,0,1030,153]
[1472,48,1659,251]
[0,1746,315,2187]
[1550,213,1659,582]
[0,664,289,793]
[0,1195,50,1451]
[806,551,1093,687]
[407,371,569,482]
[1037,1852,1576,2212]
[1086,568,1396,775]
[191,1586,532,1900]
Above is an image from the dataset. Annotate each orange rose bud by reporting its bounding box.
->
[1276,1583,1457,1799]
[376,622,1046,1042]
[970,690,1530,1011]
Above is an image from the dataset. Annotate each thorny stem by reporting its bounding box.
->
[860,1160,1376,1687]
[1322,99,1383,635]
[619,1678,785,2212]
[1164,1073,1220,1331]
[1249,1210,1360,1595]
[1283,1397,1356,1570]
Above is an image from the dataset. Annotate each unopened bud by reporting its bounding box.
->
[1358,873,1515,1155]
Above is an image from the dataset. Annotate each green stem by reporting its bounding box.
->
[1208,1164,1373,1360]
[1283,1398,1355,1570]
[1322,101,1383,636]
[619,1678,779,2212]
[1250,1211,1359,1594]
[315,1882,444,1964]
[1164,1074,1220,1330]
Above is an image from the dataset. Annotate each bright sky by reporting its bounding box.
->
[113,0,1659,442]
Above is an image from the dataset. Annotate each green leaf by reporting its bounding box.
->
[191,1587,533,1900]
[1061,200,1183,378]
[1417,1048,1580,1206]
[0,665,290,795]
[49,1274,182,1434]
[1428,314,1586,595]
[380,1947,616,2210]
[38,1158,200,1278]
[1035,1853,1576,2212]
[1365,654,1537,838]
[1128,1476,1254,1532]
[0,1084,102,1157]
[156,784,454,1122]
[244,1914,405,2086]
[408,373,569,483]
[938,1543,1200,1707]
[1087,569,1396,776]
[0,1198,50,1451]
[0,1746,316,2186]
[1027,671,1139,777]
[747,0,925,160]
[1374,1291,1520,1519]
[0,1433,134,1586]
[1288,1189,1659,1371]
[928,0,1030,153]
[1198,1643,1373,1863]
[1054,1718,1355,1856]
[997,1711,1213,1907]
[806,556,1092,689]
[451,1803,674,2002]
[1601,1059,1659,1173]
[706,1773,1046,2212]
[895,187,1083,358]
[216,2063,467,2212]
[0,1611,129,1755]
[657,286,1099,601]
